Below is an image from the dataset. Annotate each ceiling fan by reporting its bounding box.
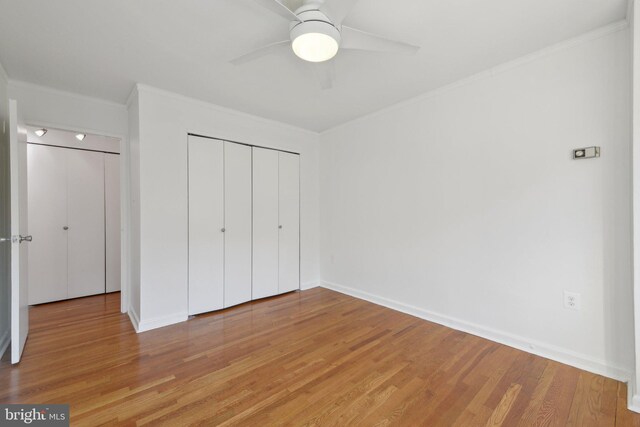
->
[231,0,420,89]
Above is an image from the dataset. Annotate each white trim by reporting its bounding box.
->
[135,84,318,138]
[300,281,320,290]
[7,80,127,111]
[321,19,629,136]
[0,328,9,359]
[128,307,140,333]
[136,312,188,333]
[320,281,633,383]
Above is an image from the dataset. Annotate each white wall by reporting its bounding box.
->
[130,85,320,331]
[0,61,10,357]
[320,26,633,380]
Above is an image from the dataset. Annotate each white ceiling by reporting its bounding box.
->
[0,0,628,132]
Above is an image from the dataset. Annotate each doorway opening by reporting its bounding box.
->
[25,126,122,306]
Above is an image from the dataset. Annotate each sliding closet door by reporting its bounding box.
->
[27,144,68,304]
[224,142,252,307]
[278,152,300,293]
[188,136,224,315]
[105,153,121,293]
[67,149,106,299]
[252,147,279,299]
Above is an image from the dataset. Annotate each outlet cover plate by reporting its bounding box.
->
[564,291,581,310]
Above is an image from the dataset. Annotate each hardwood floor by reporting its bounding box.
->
[1,288,639,426]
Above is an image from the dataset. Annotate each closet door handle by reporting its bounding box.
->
[63,226,69,230]
[279,225,283,229]
[221,228,226,233]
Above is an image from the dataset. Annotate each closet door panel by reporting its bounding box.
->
[224,142,252,308]
[252,148,279,299]
[67,149,106,299]
[105,154,121,293]
[278,152,300,293]
[188,136,224,315]
[27,144,68,304]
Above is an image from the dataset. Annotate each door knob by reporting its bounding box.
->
[63,226,69,230]
[19,235,32,243]
[221,228,226,233]
[279,225,283,229]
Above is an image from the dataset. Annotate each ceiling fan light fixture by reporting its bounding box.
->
[291,21,341,63]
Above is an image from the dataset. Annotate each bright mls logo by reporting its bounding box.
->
[1,405,69,426]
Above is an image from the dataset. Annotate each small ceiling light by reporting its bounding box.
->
[291,21,341,63]
[75,133,86,141]
[34,128,47,137]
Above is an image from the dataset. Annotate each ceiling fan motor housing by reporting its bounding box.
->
[290,3,340,43]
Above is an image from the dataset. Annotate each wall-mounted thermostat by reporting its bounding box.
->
[573,146,600,160]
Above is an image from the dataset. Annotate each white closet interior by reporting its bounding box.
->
[27,143,120,305]
[188,135,300,315]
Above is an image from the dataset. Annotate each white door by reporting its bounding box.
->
[188,136,224,315]
[7,100,30,363]
[252,147,279,299]
[27,144,68,304]
[278,152,300,293]
[224,142,252,308]
[105,153,121,293]
[67,149,105,298]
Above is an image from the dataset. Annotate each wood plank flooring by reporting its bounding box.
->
[1,288,639,426]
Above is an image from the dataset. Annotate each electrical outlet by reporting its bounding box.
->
[563,291,581,310]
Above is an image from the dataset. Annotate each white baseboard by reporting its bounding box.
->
[137,312,188,333]
[300,281,320,291]
[0,328,9,359]
[320,280,632,383]
[127,308,140,333]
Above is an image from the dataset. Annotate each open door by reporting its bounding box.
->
[8,99,30,363]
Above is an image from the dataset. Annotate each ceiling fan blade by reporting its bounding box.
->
[230,40,291,65]
[320,0,361,25]
[309,61,335,90]
[340,26,419,54]
[252,0,302,22]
